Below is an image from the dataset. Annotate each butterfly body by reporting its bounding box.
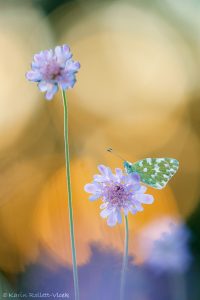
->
[124,158,179,189]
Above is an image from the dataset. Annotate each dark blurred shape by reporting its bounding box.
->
[187,202,200,262]
[34,0,74,14]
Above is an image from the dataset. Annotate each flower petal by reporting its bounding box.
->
[100,203,108,209]
[106,168,116,180]
[65,59,80,72]
[107,212,118,227]
[100,208,112,218]
[97,165,116,181]
[59,74,76,90]
[62,44,71,53]
[134,201,144,211]
[136,185,147,194]
[130,207,137,215]
[38,81,48,92]
[115,168,123,178]
[98,165,109,176]
[126,172,140,184]
[54,45,64,58]
[55,45,72,63]
[126,183,141,193]
[44,49,53,60]
[123,207,129,216]
[89,193,101,201]
[135,194,154,204]
[32,51,47,67]
[26,70,42,82]
[116,209,122,224]
[93,174,108,182]
[45,84,58,100]
[84,183,100,193]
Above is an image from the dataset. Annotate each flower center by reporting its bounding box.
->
[105,183,129,208]
[42,60,62,80]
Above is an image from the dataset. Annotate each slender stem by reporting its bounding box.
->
[62,90,79,300]
[120,215,129,300]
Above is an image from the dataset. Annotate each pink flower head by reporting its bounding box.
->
[26,45,80,100]
[84,165,154,227]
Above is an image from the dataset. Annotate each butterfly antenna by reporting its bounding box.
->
[107,148,125,161]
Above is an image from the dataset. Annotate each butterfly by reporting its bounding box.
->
[123,158,179,189]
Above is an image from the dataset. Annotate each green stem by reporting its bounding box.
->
[62,90,79,300]
[120,215,129,300]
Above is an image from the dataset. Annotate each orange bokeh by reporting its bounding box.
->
[33,155,179,268]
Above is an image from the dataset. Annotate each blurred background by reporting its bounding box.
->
[0,0,200,299]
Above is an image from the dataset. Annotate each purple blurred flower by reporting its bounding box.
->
[26,45,80,100]
[147,223,191,273]
[84,165,154,227]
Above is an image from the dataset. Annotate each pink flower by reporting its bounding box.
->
[26,45,80,100]
[84,165,154,226]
